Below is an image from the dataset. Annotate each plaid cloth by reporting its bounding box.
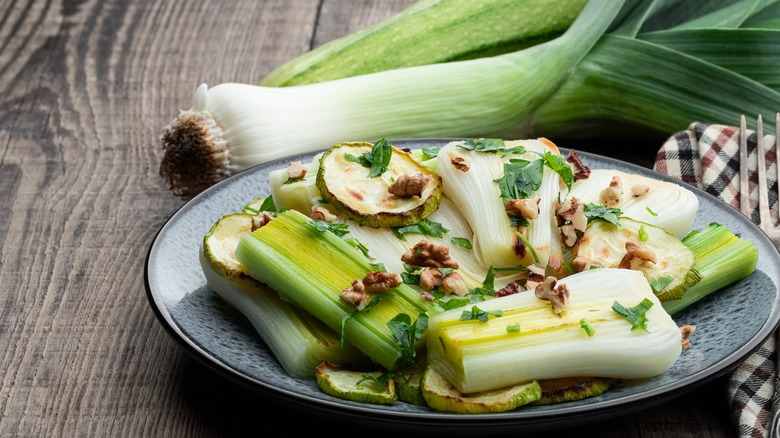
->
[654,122,779,438]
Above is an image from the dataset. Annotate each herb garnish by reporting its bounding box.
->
[584,203,622,226]
[420,146,441,160]
[244,196,277,214]
[646,206,658,216]
[580,318,595,337]
[638,225,649,241]
[306,220,350,237]
[450,236,472,249]
[495,159,544,203]
[506,323,521,333]
[387,312,429,368]
[340,295,388,347]
[539,151,574,191]
[612,298,654,332]
[344,138,392,177]
[392,219,449,240]
[460,305,503,322]
[469,266,496,296]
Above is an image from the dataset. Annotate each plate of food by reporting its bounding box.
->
[145,137,780,434]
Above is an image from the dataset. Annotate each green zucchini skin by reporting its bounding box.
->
[261,0,588,87]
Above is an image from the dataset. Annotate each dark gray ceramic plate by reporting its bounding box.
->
[145,139,780,434]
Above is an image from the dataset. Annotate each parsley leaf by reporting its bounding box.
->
[387,312,429,368]
[612,298,654,332]
[421,146,441,160]
[540,151,574,192]
[450,236,472,249]
[306,220,350,237]
[460,305,503,323]
[392,219,449,240]
[584,203,622,226]
[245,196,276,214]
[345,138,392,177]
[494,159,544,203]
[457,138,507,153]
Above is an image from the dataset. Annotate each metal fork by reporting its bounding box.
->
[739,114,780,249]
[740,114,780,438]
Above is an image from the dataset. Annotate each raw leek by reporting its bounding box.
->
[158,0,624,197]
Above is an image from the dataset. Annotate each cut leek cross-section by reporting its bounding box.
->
[201,211,368,379]
[426,268,682,394]
[316,141,442,228]
[576,217,701,301]
[235,209,434,370]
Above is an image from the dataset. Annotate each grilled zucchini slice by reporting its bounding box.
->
[575,217,702,301]
[316,141,442,228]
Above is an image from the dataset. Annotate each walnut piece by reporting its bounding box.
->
[571,256,603,272]
[618,241,657,270]
[388,173,432,198]
[680,324,696,352]
[506,198,540,220]
[362,271,402,294]
[310,205,337,222]
[495,281,523,297]
[525,263,546,290]
[419,268,443,291]
[534,276,570,317]
[340,280,368,310]
[631,184,650,197]
[556,197,587,247]
[451,154,471,172]
[287,161,307,180]
[566,149,591,181]
[441,272,468,296]
[599,175,623,206]
[251,212,275,231]
[401,240,459,269]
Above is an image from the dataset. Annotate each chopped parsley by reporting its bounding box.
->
[456,138,526,156]
[584,203,622,227]
[495,159,544,203]
[306,220,350,237]
[245,196,277,214]
[539,151,574,191]
[612,298,654,332]
[420,146,441,160]
[392,219,448,240]
[450,236,472,249]
[506,323,521,333]
[387,312,429,368]
[469,266,496,296]
[344,138,392,177]
[460,305,503,323]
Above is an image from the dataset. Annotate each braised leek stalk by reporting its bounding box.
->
[158,0,624,197]
[426,268,682,394]
[234,209,434,370]
[435,139,563,270]
[663,222,758,315]
[568,169,699,239]
[200,212,368,378]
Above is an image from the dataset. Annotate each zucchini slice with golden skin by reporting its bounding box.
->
[575,218,702,301]
[316,141,442,228]
[421,366,541,414]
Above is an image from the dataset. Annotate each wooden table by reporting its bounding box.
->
[0,0,739,436]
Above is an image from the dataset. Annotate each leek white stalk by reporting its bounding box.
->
[568,168,699,238]
[435,139,561,269]
[426,268,682,394]
[158,0,624,197]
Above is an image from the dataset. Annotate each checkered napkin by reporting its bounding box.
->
[654,122,779,438]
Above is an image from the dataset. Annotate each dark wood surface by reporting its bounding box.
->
[0,0,737,436]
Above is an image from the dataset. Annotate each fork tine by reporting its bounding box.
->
[739,115,751,217]
[757,115,772,227]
